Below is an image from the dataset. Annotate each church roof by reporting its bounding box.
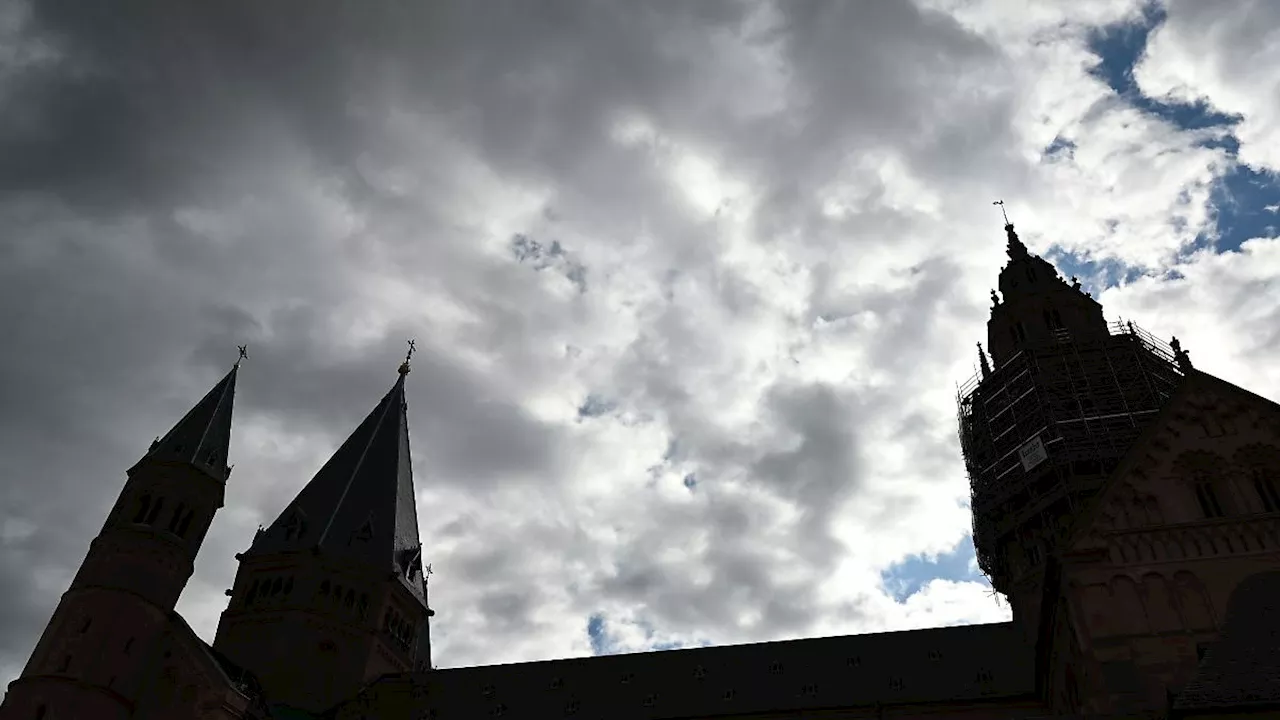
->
[1173,571,1280,714]
[405,621,1036,719]
[130,363,239,482]
[251,368,427,606]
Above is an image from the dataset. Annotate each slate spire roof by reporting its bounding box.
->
[130,362,239,482]
[252,362,427,606]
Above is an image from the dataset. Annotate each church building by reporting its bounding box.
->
[3,222,1279,719]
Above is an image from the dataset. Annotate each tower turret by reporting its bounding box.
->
[957,219,1184,635]
[213,348,433,713]
[0,358,240,720]
[986,223,1110,366]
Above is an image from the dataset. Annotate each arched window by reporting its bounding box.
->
[1175,452,1233,520]
[146,497,165,525]
[176,509,194,538]
[79,617,91,634]
[270,577,283,596]
[167,503,187,533]
[1193,472,1225,518]
[319,580,331,598]
[284,513,307,541]
[1255,469,1279,513]
[344,589,355,610]
[284,576,294,596]
[35,705,46,720]
[133,494,152,523]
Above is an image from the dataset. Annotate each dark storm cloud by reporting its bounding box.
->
[0,0,1048,677]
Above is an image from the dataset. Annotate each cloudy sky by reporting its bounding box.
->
[3,0,1280,684]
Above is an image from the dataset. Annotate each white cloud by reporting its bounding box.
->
[2,0,1278,686]
[1135,0,1280,174]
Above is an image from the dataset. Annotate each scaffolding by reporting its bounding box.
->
[957,321,1184,593]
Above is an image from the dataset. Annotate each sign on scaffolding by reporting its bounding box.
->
[1018,436,1048,471]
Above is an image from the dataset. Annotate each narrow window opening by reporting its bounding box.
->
[284,513,306,541]
[1195,482,1224,518]
[320,580,331,597]
[176,510,194,538]
[270,577,283,596]
[79,617,91,634]
[1254,472,1279,513]
[284,576,294,596]
[344,589,355,610]
[246,580,260,605]
[1025,266,1036,282]
[57,655,70,673]
[35,705,46,720]
[133,494,152,523]
[167,503,187,533]
[124,637,134,654]
[146,497,165,525]
[1052,309,1064,328]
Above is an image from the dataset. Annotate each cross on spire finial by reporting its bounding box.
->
[235,344,249,367]
[993,200,1011,226]
[399,339,416,376]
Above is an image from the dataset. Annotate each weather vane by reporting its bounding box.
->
[992,200,1010,225]
[236,344,249,366]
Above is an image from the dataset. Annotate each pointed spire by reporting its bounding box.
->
[1005,223,1029,260]
[253,346,426,605]
[978,343,992,379]
[132,357,240,482]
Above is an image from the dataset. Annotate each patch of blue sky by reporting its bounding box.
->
[587,613,712,655]
[880,539,986,604]
[1076,2,1280,267]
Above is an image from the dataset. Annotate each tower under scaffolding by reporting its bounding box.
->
[957,320,1184,593]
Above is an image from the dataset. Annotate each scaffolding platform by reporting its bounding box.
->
[957,321,1184,592]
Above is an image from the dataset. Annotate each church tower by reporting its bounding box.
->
[957,221,1185,631]
[212,354,433,714]
[0,361,240,720]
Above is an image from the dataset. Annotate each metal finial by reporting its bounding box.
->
[236,344,249,367]
[399,339,416,375]
[993,200,1010,225]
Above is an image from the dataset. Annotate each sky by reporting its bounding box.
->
[2,0,1279,683]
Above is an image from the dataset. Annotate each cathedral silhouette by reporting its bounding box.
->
[3,223,1279,719]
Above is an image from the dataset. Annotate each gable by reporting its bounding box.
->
[1065,369,1280,554]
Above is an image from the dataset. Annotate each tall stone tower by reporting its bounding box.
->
[0,362,240,720]
[957,223,1184,632]
[212,357,433,714]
